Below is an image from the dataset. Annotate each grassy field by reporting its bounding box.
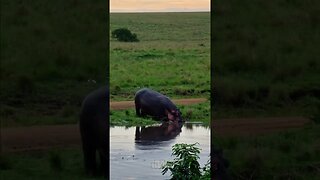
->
[109,12,210,126]
[0,1,108,179]
[1,10,210,179]
[212,1,320,179]
[110,12,210,101]
[2,0,319,179]
[0,0,107,127]
[1,11,210,127]
[212,0,320,119]
[213,123,320,179]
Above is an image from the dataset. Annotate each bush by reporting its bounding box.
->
[162,143,207,180]
[111,28,139,42]
[201,160,211,180]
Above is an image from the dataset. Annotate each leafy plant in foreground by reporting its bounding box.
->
[201,159,211,179]
[162,143,207,180]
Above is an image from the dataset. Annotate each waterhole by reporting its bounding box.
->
[110,122,210,179]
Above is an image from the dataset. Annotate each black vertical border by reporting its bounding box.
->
[106,0,110,178]
[210,0,214,177]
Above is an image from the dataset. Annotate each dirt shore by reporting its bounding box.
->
[213,116,311,136]
[0,99,311,153]
[110,98,208,110]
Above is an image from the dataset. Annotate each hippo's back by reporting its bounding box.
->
[135,88,177,119]
[80,86,109,121]
[135,88,161,98]
[135,88,173,106]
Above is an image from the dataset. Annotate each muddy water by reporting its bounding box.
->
[110,123,210,180]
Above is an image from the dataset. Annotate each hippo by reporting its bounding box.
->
[134,88,182,122]
[79,86,108,177]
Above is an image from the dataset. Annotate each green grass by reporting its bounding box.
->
[110,101,210,126]
[213,123,320,179]
[0,148,104,180]
[212,0,320,118]
[1,11,210,127]
[211,2,320,178]
[110,12,210,101]
[0,0,107,127]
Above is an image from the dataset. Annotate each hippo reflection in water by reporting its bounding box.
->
[135,121,183,148]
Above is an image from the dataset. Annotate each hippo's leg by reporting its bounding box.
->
[82,143,97,176]
[140,109,149,117]
[136,106,141,116]
[135,127,141,140]
[141,126,146,131]
[98,150,107,177]
[135,100,141,116]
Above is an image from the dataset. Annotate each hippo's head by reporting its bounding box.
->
[166,109,183,122]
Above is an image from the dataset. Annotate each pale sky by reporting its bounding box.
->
[110,0,210,12]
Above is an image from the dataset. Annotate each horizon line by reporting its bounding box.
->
[110,10,210,13]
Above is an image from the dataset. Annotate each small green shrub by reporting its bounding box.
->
[162,143,203,180]
[111,28,139,42]
[201,159,211,180]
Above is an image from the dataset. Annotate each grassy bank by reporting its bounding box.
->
[110,101,210,126]
[212,0,320,118]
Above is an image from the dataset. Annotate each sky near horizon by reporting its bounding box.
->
[110,0,210,12]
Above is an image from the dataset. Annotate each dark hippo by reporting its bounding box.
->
[134,88,182,122]
[79,86,108,177]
